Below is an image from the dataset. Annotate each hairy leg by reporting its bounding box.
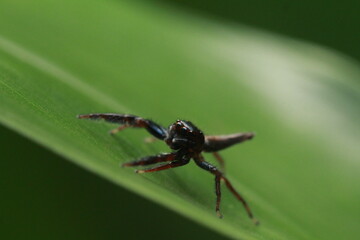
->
[77,113,167,140]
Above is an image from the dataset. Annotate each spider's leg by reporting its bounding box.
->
[222,176,259,225]
[215,174,223,218]
[136,159,190,173]
[77,113,167,140]
[122,152,176,167]
[203,132,254,152]
[212,152,225,171]
[109,125,129,135]
[194,154,258,225]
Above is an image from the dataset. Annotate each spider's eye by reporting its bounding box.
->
[181,127,188,134]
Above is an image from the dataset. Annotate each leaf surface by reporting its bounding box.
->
[0,1,359,239]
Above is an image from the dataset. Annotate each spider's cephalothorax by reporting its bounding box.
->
[78,113,258,225]
[165,120,205,153]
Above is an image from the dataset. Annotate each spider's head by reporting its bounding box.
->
[165,120,205,152]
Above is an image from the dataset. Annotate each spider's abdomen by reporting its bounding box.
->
[165,120,204,152]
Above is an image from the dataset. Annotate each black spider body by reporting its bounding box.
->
[78,113,258,224]
[165,120,204,152]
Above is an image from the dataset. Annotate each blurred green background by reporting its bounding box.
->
[157,0,360,62]
[0,0,359,240]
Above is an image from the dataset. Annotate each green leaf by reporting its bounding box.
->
[0,1,359,239]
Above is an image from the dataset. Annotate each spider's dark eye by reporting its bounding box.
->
[180,127,189,135]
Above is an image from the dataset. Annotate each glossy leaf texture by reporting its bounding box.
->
[0,1,359,239]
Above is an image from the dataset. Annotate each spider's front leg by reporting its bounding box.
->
[122,152,177,167]
[194,154,259,225]
[77,113,167,139]
[203,132,254,152]
[135,159,190,173]
[203,132,254,171]
[123,150,190,173]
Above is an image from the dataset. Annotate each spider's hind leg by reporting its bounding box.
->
[212,152,225,171]
[77,113,167,140]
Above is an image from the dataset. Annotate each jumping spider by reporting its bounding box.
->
[78,113,258,224]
